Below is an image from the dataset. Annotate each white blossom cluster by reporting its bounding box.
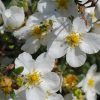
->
[0,0,100,100]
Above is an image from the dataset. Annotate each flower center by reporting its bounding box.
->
[87,78,95,88]
[32,26,44,38]
[66,32,81,47]
[26,71,41,87]
[56,0,70,9]
[32,20,53,39]
[64,74,78,88]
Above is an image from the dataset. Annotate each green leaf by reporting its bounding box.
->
[13,66,24,75]
[10,91,16,100]
[31,0,38,12]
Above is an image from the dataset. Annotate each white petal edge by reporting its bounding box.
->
[66,47,87,67]
[34,52,55,74]
[40,72,60,93]
[80,33,100,54]
[15,52,35,75]
[21,37,40,54]
[73,17,90,33]
[48,93,64,100]
[26,87,45,100]
[47,39,67,59]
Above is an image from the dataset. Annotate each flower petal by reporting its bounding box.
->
[66,47,86,67]
[40,72,60,93]
[26,87,45,100]
[21,37,40,54]
[86,90,97,100]
[56,0,78,17]
[15,90,26,100]
[73,17,90,33]
[77,78,86,88]
[34,53,55,73]
[37,0,56,16]
[87,64,97,77]
[47,39,67,58]
[94,73,100,94]
[95,0,100,19]
[79,33,100,54]
[48,93,64,100]
[37,0,78,17]
[15,86,26,95]
[53,17,71,37]
[92,22,100,34]
[15,52,35,75]
[95,80,100,94]
[13,26,32,40]
[26,12,44,26]
[40,32,56,46]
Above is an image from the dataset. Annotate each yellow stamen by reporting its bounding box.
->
[32,20,53,39]
[87,78,95,88]
[64,74,78,89]
[66,32,81,47]
[32,26,43,38]
[26,71,41,87]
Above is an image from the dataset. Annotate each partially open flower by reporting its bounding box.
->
[2,6,25,30]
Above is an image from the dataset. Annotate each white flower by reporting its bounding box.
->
[0,0,5,24]
[15,52,61,100]
[37,0,78,18]
[13,12,57,54]
[47,17,100,67]
[95,0,100,19]
[2,6,25,30]
[78,64,100,100]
